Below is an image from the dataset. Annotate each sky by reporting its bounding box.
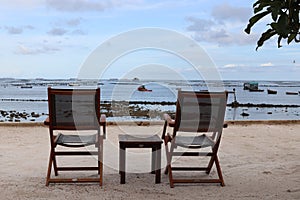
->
[0,0,299,81]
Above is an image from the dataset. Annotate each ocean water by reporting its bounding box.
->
[0,78,299,122]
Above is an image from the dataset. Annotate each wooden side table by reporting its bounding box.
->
[118,134,163,184]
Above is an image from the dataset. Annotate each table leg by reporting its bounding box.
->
[120,144,126,184]
[155,146,161,184]
[151,147,156,174]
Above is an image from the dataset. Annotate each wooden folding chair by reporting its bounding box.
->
[44,87,106,186]
[162,90,228,188]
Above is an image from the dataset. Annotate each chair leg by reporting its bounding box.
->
[46,150,54,186]
[98,136,103,186]
[165,151,174,188]
[164,138,176,188]
[53,153,58,176]
[215,156,225,186]
[163,140,169,175]
[206,154,215,174]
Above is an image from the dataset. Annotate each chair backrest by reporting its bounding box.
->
[47,87,100,130]
[174,90,227,134]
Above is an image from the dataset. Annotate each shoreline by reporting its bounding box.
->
[2,98,300,107]
[0,119,300,127]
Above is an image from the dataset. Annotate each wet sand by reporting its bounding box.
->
[0,122,299,199]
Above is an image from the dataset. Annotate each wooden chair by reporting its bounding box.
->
[44,87,106,186]
[162,90,228,188]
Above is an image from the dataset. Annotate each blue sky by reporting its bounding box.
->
[0,0,299,81]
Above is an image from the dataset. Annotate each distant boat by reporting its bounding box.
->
[132,77,140,81]
[267,89,277,94]
[243,82,258,90]
[286,92,298,95]
[68,83,80,86]
[20,85,32,89]
[137,85,152,92]
[249,88,264,92]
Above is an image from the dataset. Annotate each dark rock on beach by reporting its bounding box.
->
[0,110,45,122]
[241,112,250,117]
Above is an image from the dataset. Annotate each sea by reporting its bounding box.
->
[0,78,299,122]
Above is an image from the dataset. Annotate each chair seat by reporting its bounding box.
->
[56,134,96,146]
[175,134,215,148]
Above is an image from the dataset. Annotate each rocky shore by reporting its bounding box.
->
[0,100,299,122]
[0,110,46,122]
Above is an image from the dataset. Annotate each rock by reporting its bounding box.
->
[240,112,250,117]
[31,112,40,118]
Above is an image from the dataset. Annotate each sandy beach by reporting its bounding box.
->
[0,121,299,200]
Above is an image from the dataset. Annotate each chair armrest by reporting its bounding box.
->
[162,113,175,140]
[44,117,49,126]
[100,114,106,125]
[163,113,175,127]
[100,114,107,139]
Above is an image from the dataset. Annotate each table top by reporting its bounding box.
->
[119,134,162,144]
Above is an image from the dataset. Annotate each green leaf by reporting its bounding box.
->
[276,13,289,37]
[270,22,278,30]
[288,33,297,44]
[254,1,268,14]
[277,35,283,48]
[270,7,280,21]
[245,10,271,34]
[253,0,261,8]
[256,29,277,50]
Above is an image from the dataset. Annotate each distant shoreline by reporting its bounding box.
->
[1,100,300,123]
[1,98,300,107]
[1,119,300,126]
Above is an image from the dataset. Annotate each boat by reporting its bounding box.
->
[249,88,264,92]
[243,82,258,90]
[267,89,277,94]
[68,83,80,86]
[137,85,152,92]
[20,85,32,89]
[286,92,298,95]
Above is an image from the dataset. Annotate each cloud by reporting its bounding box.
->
[66,18,82,27]
[5,26,23,34]
[47,28,68,36]
[45,0,142,12]
[211,2,251,23]
[46,0,106,12]
[186,3,256,46]
[220,64,247,69]
[47,27,86,36]
[1,0,42,9]
[71,29,87,35]
[223,64,238,68]
[15,44,60,55]
[186,17,215,32]
[48,18,86,36]
[4,25,34,35]
[260,62,274,67]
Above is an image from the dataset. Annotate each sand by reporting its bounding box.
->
[0,121,299,200]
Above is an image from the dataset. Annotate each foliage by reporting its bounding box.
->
[245,0,300,50]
